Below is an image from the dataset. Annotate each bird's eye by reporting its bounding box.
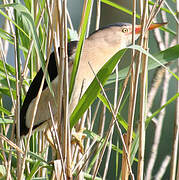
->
[122,28,128,33]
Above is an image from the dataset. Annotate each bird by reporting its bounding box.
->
[19,22,166,136]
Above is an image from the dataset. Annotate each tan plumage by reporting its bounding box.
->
[20,22,166,135]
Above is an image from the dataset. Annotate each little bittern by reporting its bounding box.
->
[20,22,166,136]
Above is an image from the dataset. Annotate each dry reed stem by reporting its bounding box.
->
[51,0,73,178]
[121,134,127,179]
[122,0,137,178]
[137,1,149,179]
[46,0,64,162]
[61,1,73,178]
[0,134,24,154]
[51,0,68,178]
[147,0,161,26]
[125,0,165,178]
[137,43,148,180]
[147,0,164,28]
[115,118,134,180]
[48,102,67,179]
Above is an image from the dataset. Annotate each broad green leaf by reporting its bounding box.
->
[70,48,126,128]
[108,44,179,84]
[128,45,179,80]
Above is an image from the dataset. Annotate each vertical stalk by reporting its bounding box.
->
[14,0,21,178]
[62,0,72,178]
[123,0,136,178]
[137,38,148,180]
[170,0,179,179]
[137,1,148,179]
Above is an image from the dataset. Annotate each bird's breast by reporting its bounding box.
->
[25,77,59,128]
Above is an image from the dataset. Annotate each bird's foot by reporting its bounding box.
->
[71,128,86,154]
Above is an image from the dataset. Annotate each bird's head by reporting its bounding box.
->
[88,22,167,49]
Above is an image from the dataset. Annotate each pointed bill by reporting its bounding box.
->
[135,22,168,34]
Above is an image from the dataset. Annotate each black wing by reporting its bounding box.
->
[20,41,78,136]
